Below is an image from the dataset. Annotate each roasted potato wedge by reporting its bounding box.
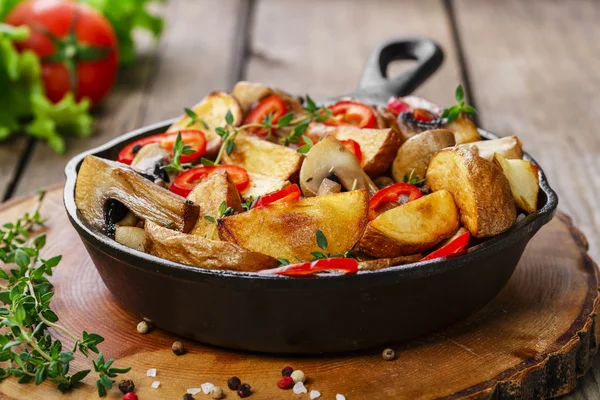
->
[76,156,200,233]
[460,136,523,161]
[426,148,517,238]
[187,172,243,238]
[115,226,146,252]
[444,114,481,144]
[391,129,456,182]
[493,153,539,214]
[358,254,422,271]
[240,172,290,201]
[222,132,304,182]
[144,221,278,272]
[359,190,460,258]
[167,91,242,155]
[218,190,369,260]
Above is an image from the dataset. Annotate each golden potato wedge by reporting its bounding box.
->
[187,172,243,238]
[115,226,146,252]
[357,254,422,271]
[460,136,523,161]
[426,148,517,238]
[391,129,456,182]
[167,91,242,155]
[218,190,369,261]
[222,132,304,182]
[144,221,278,272]
[359,190,460,258]
[240,172,290,201]
[76,156,199,233]
[443,114,481,144]
[493,153,539,214]
[232,81,304,115]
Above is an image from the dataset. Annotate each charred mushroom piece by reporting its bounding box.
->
[75,155,200,234]
[397,109,443,138]
[299,136,378,197]
[130,143,174,187]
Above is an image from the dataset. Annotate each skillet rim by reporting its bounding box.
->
[63,119,558,287]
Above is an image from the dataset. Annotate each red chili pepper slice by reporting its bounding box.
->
[253,184,301,208]
[324,101,377,129]
[387,97,411,115]
[413,108,437,122]
[259,258,359,277]
[170,165,250,197]
[117,130,207,165]
[339,139,363,163]
[421,231,471,261]
[368,183,423,220]
[242,95,288,136]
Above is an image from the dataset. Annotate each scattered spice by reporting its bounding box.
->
[310,390,322,399]
[137,320,150,334]
[210,386,224,399]
[183,394,195,400]
[336,395,347,400]
[146,368,157,377]
[152,381,161,389]
[172,340,186,355]
[293,381,307,394]
[187,388,202,395]
[237,383,252,398]
[291,370,306,383]
[123,393,138,400]
[118,379,136,394]
[228,376,241,390]
[382,348,395,361]
[277,376,294,389]
[281,366,294,377]
[201,382,215,394]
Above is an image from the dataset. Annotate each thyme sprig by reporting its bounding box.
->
[402,169,426,187]
[161,131,194,173]
[0,192,130,396]
[184,108,209,129]
[441,84,477,123]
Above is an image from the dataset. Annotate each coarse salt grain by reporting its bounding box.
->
[187,388,202,395]
[310,390,321,399]
[293,381,307,394]
[146,368,157,377]
[151,381,160,389]
[336,395,346,400]
[201,382,215,394]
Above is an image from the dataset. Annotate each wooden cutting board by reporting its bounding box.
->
[0,186,598,400]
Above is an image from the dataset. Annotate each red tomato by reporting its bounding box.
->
[6,0,118,106]
[253,184,301,208]
[368,183,422,220]
[339,139,363,163]
[421,231,471,261]
[387,97,411,115]
[242,95,288,136]
[170,165,249,197]
[325,101,377,129]
[117,130,207,165]
[259,258,359,277]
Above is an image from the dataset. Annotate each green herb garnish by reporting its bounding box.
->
[441,84,477,123]
[161,131,194,173]
[402,169,426,187]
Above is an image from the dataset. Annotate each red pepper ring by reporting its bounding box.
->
[169,165,250,197]
[324,100,377,129]
[259,258,359,277]
[421,231,471,261]
[117,130,207,165]
[242,95,288,136]
[253,184,301,208]
[368,183,423,220]
[387,96,411,116]
[339,139,363,163]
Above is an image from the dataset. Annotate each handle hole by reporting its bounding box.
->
[386,59,417,80]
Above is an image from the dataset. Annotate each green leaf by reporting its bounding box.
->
[43,255,61,268]
[218,202,227,216]
[315,230,328,251]
[17,374,32,384]
[225,140,236,155]
[87,333,104,345]
[215,127,228,138]
[277,258,290,266]
[225,109,234,126]
[107,366,131,374]
[297,144,312,154]
[184,107,197,120]
[96,379,107,397]
[201,119,209,130]
[2,341,21,351]
[203,216,216,224]
[32,234,46,250]
[71,369,90,384]
[14,305,25,323]
[34,365,46,385]
[0,270,8,280]
[462,105,477,115]
[42,309,59,323]
[277,112,293,128]
[14,249,29,269]
[200,157,216,166]
[310,252,327,260]
[304,95,317,112]
[100,374,113,389]
[455,84,465,103]
[59,352,74,364]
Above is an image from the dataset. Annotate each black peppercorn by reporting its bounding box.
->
[172,340,185,355]
[183,394,195,400]
[118,379,135,394]
[227,376,241,390]
[237,383,252,398]
[132,144,143,154]
[281,366,293,377]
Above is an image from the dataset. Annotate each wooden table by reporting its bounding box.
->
[0,0,599,398]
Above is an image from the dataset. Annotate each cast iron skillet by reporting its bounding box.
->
[64,38,558,354]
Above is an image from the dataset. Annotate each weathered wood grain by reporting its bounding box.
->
[12,0,244,197]
[0,188,598,399]
[247,0,461,105]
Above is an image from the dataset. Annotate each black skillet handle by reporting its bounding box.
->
[356,38,444,101]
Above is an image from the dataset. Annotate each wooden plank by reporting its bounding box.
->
[247,0,461,105]
[452,0,600,397]
[12,0,243,197]
[0,138,27,201]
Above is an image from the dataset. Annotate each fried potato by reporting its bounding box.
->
[443,114,481,144]
[218,190,369,260]
[460,136,523,161]
[187,172,243,238]
[222,132,304,182]
[358,254,422,271]
[426,148,517,238]
[232,81,305,116]
[167,91,242,155]
[115,226,146,252]
[144,221,278,272]
[391,129,456,182]
[359,190,459,258]
[493,153,539,214]
[240,172,290,201]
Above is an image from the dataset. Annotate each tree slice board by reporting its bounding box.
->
[0,186,598,400]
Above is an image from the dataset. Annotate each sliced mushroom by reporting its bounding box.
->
[130,143,174,188]
[75,155,200,235]
[397,109,443,139]
[115,226,146,252]
[299,136,378,197]
[316,178,342,196]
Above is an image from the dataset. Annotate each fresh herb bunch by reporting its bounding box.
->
[161,131,194,173]
[441,84,477,123]
[402,169,426,187]
[0,192,130,396]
